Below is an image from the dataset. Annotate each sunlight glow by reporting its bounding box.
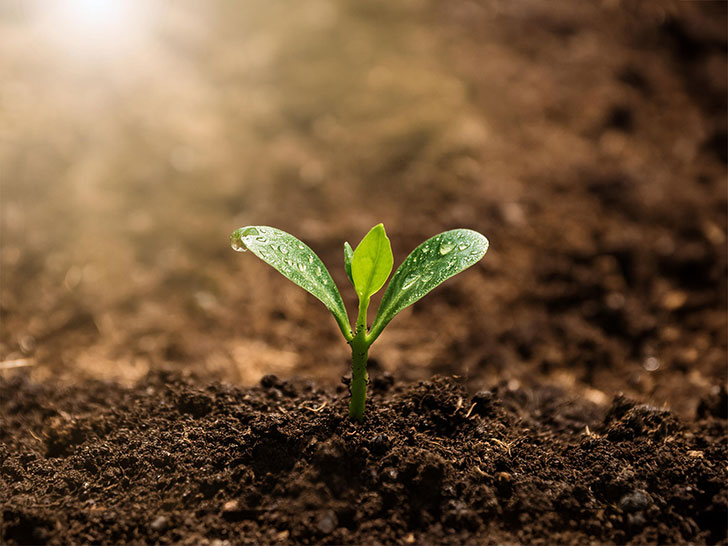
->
[40,0,152,60]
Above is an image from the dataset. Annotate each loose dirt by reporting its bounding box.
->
[1,373,726,545]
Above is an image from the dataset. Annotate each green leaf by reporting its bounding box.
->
[344,242,354,285]
[351,224,393,300]
[369,229,488,341]
[231,226,351,339]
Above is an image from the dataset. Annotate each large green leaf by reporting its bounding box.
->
[351,224,393,300]
[231,226,351,338]
[369,229,488,341]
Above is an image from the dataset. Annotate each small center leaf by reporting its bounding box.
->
[351,224,393,299]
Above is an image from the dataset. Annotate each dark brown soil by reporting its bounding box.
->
[1,372,726,545]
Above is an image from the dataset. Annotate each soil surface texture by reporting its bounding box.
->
[1,372,726,545]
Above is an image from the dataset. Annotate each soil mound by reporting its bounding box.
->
[2,372,725,545]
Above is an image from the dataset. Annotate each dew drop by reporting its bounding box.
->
[420,272,433,283]
[402,273,420,290]
[297,244,304,250]
[231,236,248,252]
[241,227,259,237]
[286,259,294,267]
[308,255,313,264]
[458,242,470,251]
[297,262,306,272]
[278,244,289,254]
[439,240,455,255]
[317,266,322,275]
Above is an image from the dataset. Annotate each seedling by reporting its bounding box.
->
[230,224,488,421]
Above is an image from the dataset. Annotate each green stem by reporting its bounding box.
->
[349,295,371,421]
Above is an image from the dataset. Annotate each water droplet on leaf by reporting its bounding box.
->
[231,236,248,252]
[402,273,420,289]
[439,241,455,255]
[278,245,289,254]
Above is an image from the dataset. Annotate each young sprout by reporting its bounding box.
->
[230,224,489,421]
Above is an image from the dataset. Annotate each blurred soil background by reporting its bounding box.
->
[1,0,726,417]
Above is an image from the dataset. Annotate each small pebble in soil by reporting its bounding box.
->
[370,434,391,456]
[619,490,652,512]
[149,515,168,532]
[495,471,513,495]
[260,374,297,396]
[221,499,255,522]
[316,510,338,534]
[471,390,495,415]
[260,374,278,388]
